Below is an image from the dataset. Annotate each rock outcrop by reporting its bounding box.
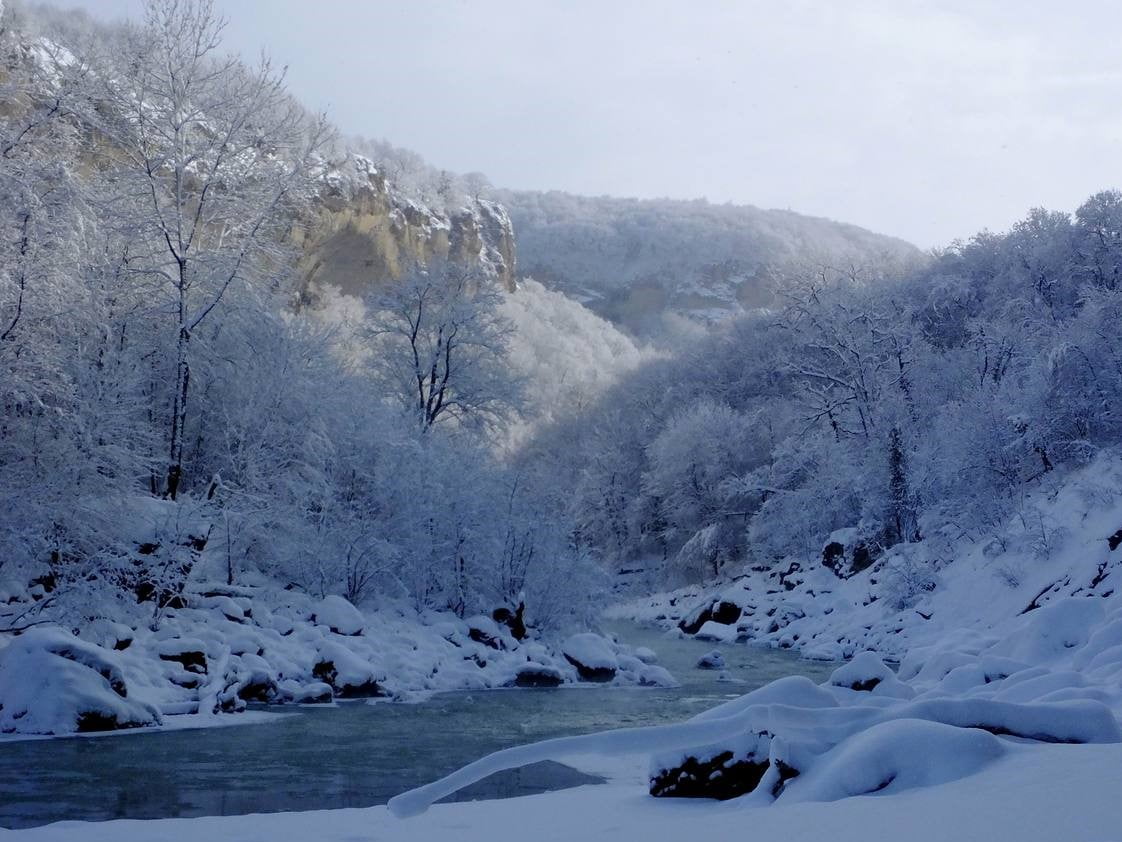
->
[294,155,516,303]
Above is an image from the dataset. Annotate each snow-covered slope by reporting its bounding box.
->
[499,189,925,334]
[612,453,1122,663]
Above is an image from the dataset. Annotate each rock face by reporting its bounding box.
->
[294,155,517,303]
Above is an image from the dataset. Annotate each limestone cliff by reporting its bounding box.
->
[294,155,517,304]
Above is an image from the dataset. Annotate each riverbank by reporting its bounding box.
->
[610,455,1122,663]
[0,623,831,828]
[0,581,676,739]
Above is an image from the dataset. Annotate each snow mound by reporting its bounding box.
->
[0,629,161,735]
[783,719,1005,802]
[312,595,365,636]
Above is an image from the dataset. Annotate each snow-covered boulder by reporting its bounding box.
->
[275,679,333,704]
[696,650,725,670]
[562,633,619,682]
[156,637,208,674]
[0,628,161,735]
[311,595,365,636]
[695,620,739,643]
[828,651,913,698]
[650,731,771,799]
[783,719,1005,802]
[465,615,510,650]
[679,599,742,634]
[313,639,384,697]
[81,619,135,651]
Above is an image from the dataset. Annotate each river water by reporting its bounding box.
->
[0,623,834,829]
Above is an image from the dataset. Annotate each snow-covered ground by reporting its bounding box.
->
[7,461,1122,836]
[8,741,1122,842]
[611,455,1122,663]
[0,584,672,738]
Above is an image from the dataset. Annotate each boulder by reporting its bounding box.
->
[562,633,618,682]
[492,602,527,640]
[650,734,771,800]
[679,600,742,635]
[466,616,507,650]
[696,650,726,670]
[276,679,334,704]
[511,663,565,688]
[156,638,208,674]
[312,595,365,636]
[829,651,897,692]
[313,640,385,698]
[0,627,161,735]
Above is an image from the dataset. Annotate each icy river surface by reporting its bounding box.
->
[0,623,833,828]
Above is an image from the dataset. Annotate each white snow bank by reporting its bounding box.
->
[312,595,365,636]
[390,588,1122,817]
[782,719,1005,802]
[12,744,1122,842]
[0,581,676,735]
[0,629,161,735]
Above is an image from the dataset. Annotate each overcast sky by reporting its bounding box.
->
[61,0,1122,248]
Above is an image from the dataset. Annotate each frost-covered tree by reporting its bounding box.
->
[86,0,330,499]
[364,263,519,431]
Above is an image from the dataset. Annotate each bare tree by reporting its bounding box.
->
[365,263,519,431]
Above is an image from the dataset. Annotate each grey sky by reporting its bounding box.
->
[62,0,1122,248]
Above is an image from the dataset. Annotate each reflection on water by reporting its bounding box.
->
[0,623,834,829]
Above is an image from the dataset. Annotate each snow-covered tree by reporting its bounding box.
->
[364,263,519,431]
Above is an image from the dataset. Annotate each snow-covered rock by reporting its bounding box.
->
[511,663,565,688]
[696,650,725,670]
[783,719,1005,802]
[0,629,161,735]
[562,633,619,681]
[312,595,365,636]
[314,639,384,697]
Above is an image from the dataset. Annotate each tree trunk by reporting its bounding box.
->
[166,324,190,500]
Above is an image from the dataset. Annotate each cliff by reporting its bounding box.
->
[295,154,517,304]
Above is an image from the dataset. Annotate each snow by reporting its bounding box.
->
[9,743,1122,842]
[0,629,161,735]
[694,620,739,642]
[782,719,1006,802]
[387,587,1122,817]
[0,585,674,736]
[562,633,619,671]
[312,595,366,636]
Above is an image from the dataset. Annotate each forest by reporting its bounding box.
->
[3,3,1122,840]
[3,0,1122,639]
